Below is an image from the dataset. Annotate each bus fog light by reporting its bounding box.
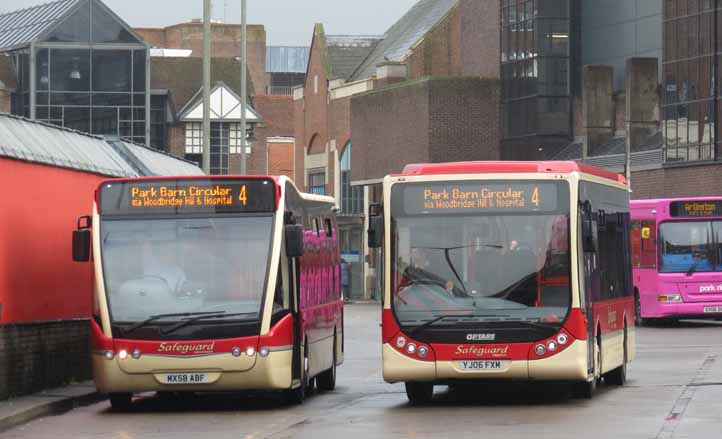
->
[231,347,242,357]
[259,347,270,357]
[417,346,429,358]
[557,333,569,345]
[547,341,557,352]
[535,344,546,356]
[245,347,256,357]
[103,350,114,360]
[406,343,417,354]
[395,336,407,349]
[118,349,128,360]
[131,349,141,359]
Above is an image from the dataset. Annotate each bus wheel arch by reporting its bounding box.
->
[605,324,628,386]
[634,289,646,326]
[316,328,337,391]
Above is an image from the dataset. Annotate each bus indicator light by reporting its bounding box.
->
[546,341,557,352]
[104,350,115,360]
[658,294,681,302]
[557,333,569,345]
[131,349,142,359]
[245,347,256,357]
[418,346,429,358]
[406,343,417,355]
[535,345,546,356]
[259,347,270,357]
[118,350,128,360]
[396,336,407,349]
[231,347,242,357]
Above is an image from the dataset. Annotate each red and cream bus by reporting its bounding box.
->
[368,161,635,403]
[72,176,343,409]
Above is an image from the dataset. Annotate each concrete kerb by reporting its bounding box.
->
[0,383,104,433]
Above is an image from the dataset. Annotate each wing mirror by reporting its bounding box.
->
[367,203,383,249]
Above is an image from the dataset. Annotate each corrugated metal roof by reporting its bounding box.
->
[349,0,457,81]
[266,46,309,73]
[326,36,382,80]
[0,0,80,51]
[0,114,202,177]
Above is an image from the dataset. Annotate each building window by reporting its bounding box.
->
[229,123,245,154]
[309,170,326,195]
[500,0,572,156]
[185,122,203,153]
[340,143,363,214]
[663,3,721,163]
[150,94,167,150]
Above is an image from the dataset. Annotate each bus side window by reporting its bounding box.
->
[631,221,643,268]
[314,217,321,237]
[640,221,657,269]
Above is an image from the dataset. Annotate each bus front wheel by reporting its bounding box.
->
[109,393,133,411]
[635,293,647,327]
[316,335,337,392]
[405,382,433,405]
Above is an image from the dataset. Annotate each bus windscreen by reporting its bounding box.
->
[100,178,277,216]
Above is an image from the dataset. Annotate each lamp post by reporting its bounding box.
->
[202,0,211,174]
[240,0,248,175]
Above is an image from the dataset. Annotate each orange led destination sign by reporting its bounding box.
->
[100,179,276,215]
[399,181,562,215]
[670,200,722,218]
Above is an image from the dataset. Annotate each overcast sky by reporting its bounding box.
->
[2,0,419,46]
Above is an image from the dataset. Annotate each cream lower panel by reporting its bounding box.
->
[528,340,588,381]
[93,350,293,393]
[336,330,345,366]
[600,331,625,375]
[382,344,436,383]
[116,352,256,374]
[627,327,637,362]
[308,335,334,378]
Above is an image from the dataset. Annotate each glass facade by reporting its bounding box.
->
[308,171,326,195]
[5,0,148,145]
[150,94,168,150]
[340,143,363,215]
[500,0,573,159]
[663,0,722,163]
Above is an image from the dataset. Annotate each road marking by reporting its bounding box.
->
[656,352,718,439]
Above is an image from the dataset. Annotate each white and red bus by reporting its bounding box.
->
[631,197,722,324]
[368,161,635,403]
[72,176,343,409]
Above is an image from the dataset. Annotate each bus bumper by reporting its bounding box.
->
[382,341,589,383]
[644,300,722,319]
[92,349,293,393]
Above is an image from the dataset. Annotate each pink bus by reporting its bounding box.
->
[631,198,722,325]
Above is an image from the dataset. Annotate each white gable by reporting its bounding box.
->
[180,84,261,123]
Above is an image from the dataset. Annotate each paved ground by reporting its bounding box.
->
[4,305,722,439]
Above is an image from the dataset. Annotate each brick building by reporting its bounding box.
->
[294,0,502,299]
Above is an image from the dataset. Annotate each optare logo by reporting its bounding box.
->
[466,333,495,341]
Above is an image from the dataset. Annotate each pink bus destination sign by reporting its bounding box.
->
[100,179,277,215]
[670,200,722,218]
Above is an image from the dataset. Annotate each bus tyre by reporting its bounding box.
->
[109,393,133,411]
[635,293,646,327]
[405,382,433,405]
[285,343,310,405]
[316,338,337,392]
[606,332,627,386]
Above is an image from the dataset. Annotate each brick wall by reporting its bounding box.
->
[167,125,185,158]
[294,98,306,190]
[0,320,91,400]
[135,23,267,93]
[0,90,11,113]
[428,78,501,163]
[268,141,295,179]
[632,164,722,199]
[407,6,461,79]
[351,79,431,182]
[460,0,500,79]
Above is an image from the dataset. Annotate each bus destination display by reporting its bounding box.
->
[100,179,276,215]
[401,181,561,215]
[670,200,722,218]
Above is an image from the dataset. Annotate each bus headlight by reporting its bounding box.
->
[417,346,429,358]
[557,333,569,345]
[131,349,142,359]
[231,347,242,357]
[259,347,270,357]
[546,341,557,352]
[658,294,682,302]
[104,350,115,360]
[118,349,128,360]
[534,344,546,356]
[245,347,256,357]
[406,343,417,355]
[395,336,407,349]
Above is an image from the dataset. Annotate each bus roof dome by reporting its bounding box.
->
[400,161,627,185]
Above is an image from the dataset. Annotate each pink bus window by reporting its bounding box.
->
[632,220,656,268]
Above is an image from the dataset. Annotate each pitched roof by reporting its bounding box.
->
[0,0,79,51]
[0,113,202,177]
[178,82,262,123]
[150,57,255,111]
[349,0,458,81]
[326,35,382,80]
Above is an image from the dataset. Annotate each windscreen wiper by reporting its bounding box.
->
[687,260,700,276]
[160,312,258,335]
[119,311,222,337]
[409,314,487,337]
